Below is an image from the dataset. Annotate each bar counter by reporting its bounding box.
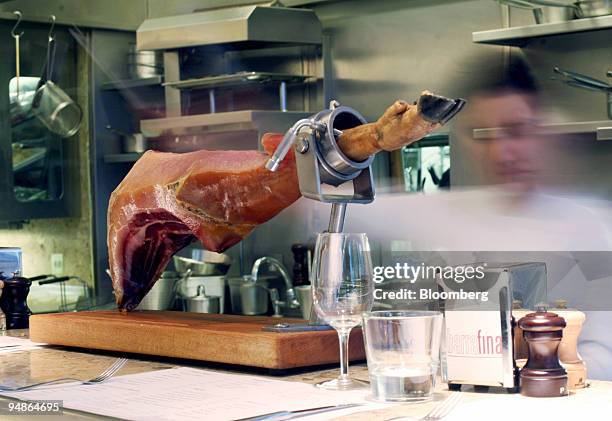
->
[1,330,611,421]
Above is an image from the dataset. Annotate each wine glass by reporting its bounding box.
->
[311,232,374,390]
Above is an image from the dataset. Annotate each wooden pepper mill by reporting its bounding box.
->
[0,274,32,329]
[518,305,568,397]
[552,299,587,389]
[291,244,310,287]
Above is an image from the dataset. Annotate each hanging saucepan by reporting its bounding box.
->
[8,11,41,128]
[31,17,83,138]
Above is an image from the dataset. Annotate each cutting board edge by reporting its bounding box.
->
[29,315,286,368]
[29,312,366,369]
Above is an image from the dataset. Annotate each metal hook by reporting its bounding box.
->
[11,11,23,38]
[48,15,56,42]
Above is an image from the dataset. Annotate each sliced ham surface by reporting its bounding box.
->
[108,134,299,311]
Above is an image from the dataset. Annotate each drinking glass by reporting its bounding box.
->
[311,232,374,390]
[362,311,443,402]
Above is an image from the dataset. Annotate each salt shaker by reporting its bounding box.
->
[518,305,568,397]
[552,299,587,389]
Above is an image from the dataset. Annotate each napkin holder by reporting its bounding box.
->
[438,262,547,391]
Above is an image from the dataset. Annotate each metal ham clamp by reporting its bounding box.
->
[263,96,465,331]
[266,100,374,234]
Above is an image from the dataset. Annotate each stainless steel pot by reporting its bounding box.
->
[106,126,148,153]
[184,285,220,313]
[173,252,231,276]
[136,271,179,311]
[239,282,268,315]
[295,285,313,320]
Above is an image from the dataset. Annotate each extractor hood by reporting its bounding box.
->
[136,5,322,51]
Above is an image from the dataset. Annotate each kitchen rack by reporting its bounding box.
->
[163,71,314,114]
[164,72,313,91]
[473,13,612,137]
[134,5,322,147]
[100,76,163,91]
[140,110,310,138]
[473,121,612,140]
[473,14,612,46]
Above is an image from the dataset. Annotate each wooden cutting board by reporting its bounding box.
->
[29,311,365,370]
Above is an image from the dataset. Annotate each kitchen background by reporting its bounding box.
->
[0,0,611,310]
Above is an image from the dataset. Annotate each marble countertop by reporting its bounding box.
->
[1,329,610,421]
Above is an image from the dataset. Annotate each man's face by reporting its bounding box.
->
[464,92,542,192]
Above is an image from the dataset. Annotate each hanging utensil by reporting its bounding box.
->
[11,11,23,98]
[31,15,83,138]
[553,66,612,119]
[554,67,612,91]
[8,11,40,127]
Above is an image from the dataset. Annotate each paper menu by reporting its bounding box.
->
[0,335,44,354]
[2,367,373,421]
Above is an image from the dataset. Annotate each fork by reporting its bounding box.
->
[386,393,463,421]
[0,358,128,392]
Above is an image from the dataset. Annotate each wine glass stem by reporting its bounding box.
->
[338,328,351,380]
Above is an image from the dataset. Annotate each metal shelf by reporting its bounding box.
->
[473,120,612,141]
[140,110,310,138]
[164,72,314,91]
[104,153,144,163]
[473,15,612,46]
[100,76,163,91]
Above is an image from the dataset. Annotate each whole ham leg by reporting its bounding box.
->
[109,92,464,311]
[108,134,299,311]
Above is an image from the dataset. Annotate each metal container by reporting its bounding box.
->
[295,285,312,320]
[127,46,163,79]
[173,253,231,276]
[136,271,178,311]
[184,285,220,313]
[535,5,576,22]
[122,133,148,153]
[228,277,245,314]
[32,80,83,138]
[177,275,226,313]
[576,0,612,17]
[107,126,149,153]
[239,282,268,315]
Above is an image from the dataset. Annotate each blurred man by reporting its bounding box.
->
[454,58,545,195]
[347,57,612,380]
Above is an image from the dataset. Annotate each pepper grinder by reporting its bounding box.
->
[291,244,310,286]
[518,304,568,397]
[0,273,32,329]
[552,299,587,389]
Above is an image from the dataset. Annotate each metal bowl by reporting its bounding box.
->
[173,253,231,276]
